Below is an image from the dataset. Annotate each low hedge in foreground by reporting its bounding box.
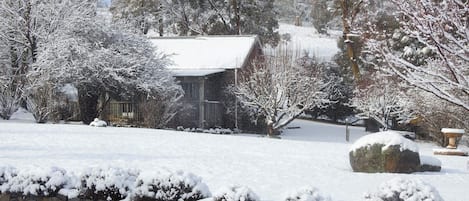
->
[0,166,444,201]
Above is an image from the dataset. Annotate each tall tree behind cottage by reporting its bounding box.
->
[110,0,280,46]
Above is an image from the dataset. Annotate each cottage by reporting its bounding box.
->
[105,35,262,128]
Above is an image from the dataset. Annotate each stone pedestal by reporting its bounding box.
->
[445,132,463,149]
[441,128,465,149]
[434,128,467,157]
[433,148,468,156]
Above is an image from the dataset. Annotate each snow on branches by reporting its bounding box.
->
[367,0,468,111]
[351,74,416,130]
[234,49,328,136]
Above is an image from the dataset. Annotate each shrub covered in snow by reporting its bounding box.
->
[79,167,139,200]
[132,171,211,201]
[89,118,107,127]
[0,166,18,191]
[284,186,330,201]
[1,167,76,197]
[213,185,259,201]
[364,177,443,201]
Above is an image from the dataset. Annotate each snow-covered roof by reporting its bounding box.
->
[150,35,259,77]
[171,69,225,77]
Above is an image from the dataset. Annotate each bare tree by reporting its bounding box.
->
[351,74,415,130]
[234,49,328,136]
[140,91,184,129]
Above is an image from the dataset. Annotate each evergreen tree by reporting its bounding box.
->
[111,0,280,46]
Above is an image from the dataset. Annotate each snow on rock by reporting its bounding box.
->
[420,156,442,167]
[350,131,419,153]
[133,170,211,201]
[284,186,330,201]
[364,177,443,201]
[441,128,465,134]
[213,185,259,201]
[89,118,107,127]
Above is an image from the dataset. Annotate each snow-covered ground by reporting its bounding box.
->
[0,118,468,201]
[275,23,340,61]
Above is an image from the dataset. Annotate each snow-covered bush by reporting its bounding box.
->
[213,185,259,201]
[0,166,18,191]
[89,118,107,127]
[132,171,211,201]
[2,167,76,197]
[284,186,330,201]
[139,93,183,129]
[364,177,443,201]
[79,167,139,201]
[0,87,21,120]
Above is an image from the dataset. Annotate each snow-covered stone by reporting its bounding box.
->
[419,155,441,172]
[350,131,421,173]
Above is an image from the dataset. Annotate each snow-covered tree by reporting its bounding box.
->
[409,90,468,144]
[307,61,354,122]
[352,74,415,130]
[32,12,183,124]
[275,0,313,24]
[111,0,280,45]
[0,0,96,120]
[159,0,214,36]
[235,49,328,136]
[310,0,337,34]
[367,0,468,111]
[110,0,161,34]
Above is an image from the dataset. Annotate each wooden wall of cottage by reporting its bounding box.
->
[170,74,224,129]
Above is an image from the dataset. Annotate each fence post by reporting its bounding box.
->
[346,118,350,142]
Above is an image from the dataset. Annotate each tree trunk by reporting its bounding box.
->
[267,123,274,137]
[340,0,361,81]
[231,0,240,35]
[78,86,99,125]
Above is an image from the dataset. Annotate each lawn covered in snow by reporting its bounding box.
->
[275,23,339,61]
[0,119,468,201]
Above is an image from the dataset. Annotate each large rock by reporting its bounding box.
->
[419,155,442,172]
[349,131,421,173]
